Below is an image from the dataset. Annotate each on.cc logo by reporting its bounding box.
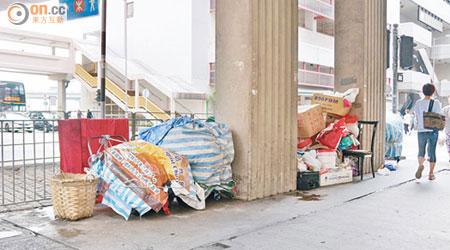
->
[7,2,29,25]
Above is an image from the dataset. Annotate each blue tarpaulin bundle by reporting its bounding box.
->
[139,116,235,196]
[385,112,404,158]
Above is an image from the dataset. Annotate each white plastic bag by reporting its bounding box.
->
[301,150,321,172]
[334,88,360,104]
[346,123,359,136]
[377,167,390,176]
[297,160,308,172]
[317,150,337,170]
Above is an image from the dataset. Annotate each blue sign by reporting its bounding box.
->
[60,0,99,20]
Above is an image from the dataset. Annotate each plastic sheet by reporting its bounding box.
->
[88,140,206,220]
[139,116,234,196]
[103,143,169,213]
[58,118,129,173]
[385,112,404,157]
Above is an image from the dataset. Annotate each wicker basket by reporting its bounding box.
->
[50,173,99,221]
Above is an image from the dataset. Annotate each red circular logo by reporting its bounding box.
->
[74,0,85,14]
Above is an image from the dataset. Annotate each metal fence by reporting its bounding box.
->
[0,119,59,207]
[0,111,210,207]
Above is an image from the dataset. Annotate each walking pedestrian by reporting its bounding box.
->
[442,96,450,163]
[402,109,412,135]
[77,110,82,119]
[410,111,416,132]
[87,109,93,119]
[414,83,442,181]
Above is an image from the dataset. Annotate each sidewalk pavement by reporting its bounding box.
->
[0,132,449,250]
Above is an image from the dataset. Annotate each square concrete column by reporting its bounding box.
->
[335,0,387,172]
[57,80,66,112]
[215,0,298,200]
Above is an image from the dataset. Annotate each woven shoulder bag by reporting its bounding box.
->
[423,99,445,131]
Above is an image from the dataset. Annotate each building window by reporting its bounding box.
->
[127,2,134,18]
[209,63,215,86]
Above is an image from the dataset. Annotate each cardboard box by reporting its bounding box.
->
[311,94,351,116]
[298,104,326,138]
[319,168,353,187]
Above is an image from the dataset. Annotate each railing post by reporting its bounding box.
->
[131,112,136,140]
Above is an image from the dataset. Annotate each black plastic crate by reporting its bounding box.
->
[297,171,320,191]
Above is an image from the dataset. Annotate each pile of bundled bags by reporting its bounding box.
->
[385,112,403,158]
[139,116,235,197]
[87,116,235,220]
[89,141,206,220]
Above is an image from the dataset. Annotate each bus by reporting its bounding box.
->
[0,81,26,112]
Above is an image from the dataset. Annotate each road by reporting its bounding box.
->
[0,130,59,167]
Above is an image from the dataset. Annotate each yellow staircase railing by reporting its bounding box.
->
[75,64,170,120]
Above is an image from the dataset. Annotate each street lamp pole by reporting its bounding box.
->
[100,0,107,119]
[123,0,128,118]
[392,24,399,114]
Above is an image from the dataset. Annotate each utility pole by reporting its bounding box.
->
[123,0,128,118]
[392,24,398,114]
[100,0,107,119]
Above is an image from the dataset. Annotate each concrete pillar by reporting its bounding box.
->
[335,0,387,172]
[305,11,317,32]
[57,80,66,112]
[216,0,298,200]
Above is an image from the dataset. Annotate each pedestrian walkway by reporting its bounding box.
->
[0,133,448,250]
[0,164,56,212]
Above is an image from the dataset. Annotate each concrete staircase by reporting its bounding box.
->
[74,64,170,120]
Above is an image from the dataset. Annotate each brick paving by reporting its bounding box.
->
[0,163,59,212]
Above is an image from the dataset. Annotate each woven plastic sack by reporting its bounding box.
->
[130,141,206,210]
[386,112,404,142]
[89,141,206,220]
[103,143,168,213]
[139,117,234,196]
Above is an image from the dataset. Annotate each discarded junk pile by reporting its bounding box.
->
[296,89,361,190]
[53,117,235,220]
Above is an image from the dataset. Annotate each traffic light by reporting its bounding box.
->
[95,89,101,102]
[400,35,415,69]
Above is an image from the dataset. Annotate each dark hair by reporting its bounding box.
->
[422,83,435,96]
